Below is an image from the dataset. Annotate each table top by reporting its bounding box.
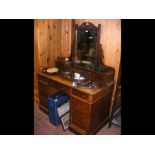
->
[38,71,112,95]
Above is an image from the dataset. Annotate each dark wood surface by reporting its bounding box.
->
[37,66,114,134]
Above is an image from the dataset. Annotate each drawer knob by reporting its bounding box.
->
[82,95,86,98]
[73,90,77,94]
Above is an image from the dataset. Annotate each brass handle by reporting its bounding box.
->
[73,91,77,95]
[50,82,59,89]
[82,95,86,98]
[38,79,49,85]
[82,105,86,110]
[61,87,65,91]
[82,114,85,119]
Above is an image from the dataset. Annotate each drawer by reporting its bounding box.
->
[39,96,48,109]
[39,105,49,115]
[91,73,99,79]
[49,86,59,96]
[38,81,49,98]
[38,74,50,83]
[71,108,88,123]
[70,97,89,112]
[71,89,89,101]
[50,80,70,94]
[71,117,87,130]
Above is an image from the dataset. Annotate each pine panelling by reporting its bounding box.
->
[48,20,61,66]
[34,19,62,103]
[35,19,121,80]
[35,19,73,69]
[55,20,61,62]
[34,20,39,104]
[60,19,72,58]
[37,20,48,68]
[34,20,39,73]
[48,20,55,66]
[34,19,62,69]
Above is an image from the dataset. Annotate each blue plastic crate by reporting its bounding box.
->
[48,92,69,126]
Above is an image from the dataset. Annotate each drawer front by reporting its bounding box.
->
[71,89,89,101]
[71,108,88,123]
[38,74,50,83]
[90,72,99,80]
[71,118,87,131]
[39,105,49,115]
[49,86,59,96]
[70,97,89,112]
[70,97,90,131]
[50,80,70,94]
[38,81,49,98]
[39,96,48,109]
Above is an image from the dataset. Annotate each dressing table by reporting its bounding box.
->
[37,22,115,134]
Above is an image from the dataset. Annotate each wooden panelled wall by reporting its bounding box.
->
[34,19,72,72]
[34,19,73,103]
[34,19,121,106]
[34,19,121,79]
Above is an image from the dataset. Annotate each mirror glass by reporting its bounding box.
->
[72,23,98,69]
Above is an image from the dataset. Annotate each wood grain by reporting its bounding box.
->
[34,19,121,114]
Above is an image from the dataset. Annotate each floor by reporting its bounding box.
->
[34,103,121,135]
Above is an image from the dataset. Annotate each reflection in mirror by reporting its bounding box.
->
[76,29,97,65]
[72,22,99,69]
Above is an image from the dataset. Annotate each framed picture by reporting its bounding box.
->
[60,112,70,131]
[57,102,70,118]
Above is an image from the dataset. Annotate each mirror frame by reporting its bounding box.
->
[71,22,103,68]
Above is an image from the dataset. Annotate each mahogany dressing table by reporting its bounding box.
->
[37,22,115,134]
